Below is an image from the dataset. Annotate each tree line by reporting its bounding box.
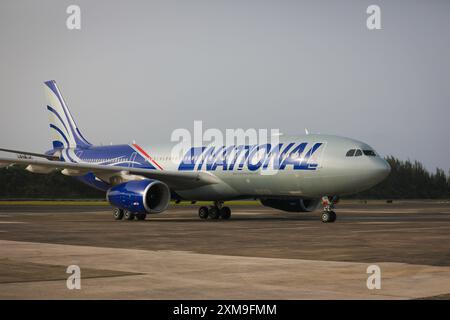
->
[0,166,104,199]
[352,156,450,199]
[0,156,449,199]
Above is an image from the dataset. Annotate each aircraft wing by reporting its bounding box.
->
[0,157,221,190]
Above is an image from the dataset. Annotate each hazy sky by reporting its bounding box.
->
[0,0,449,171]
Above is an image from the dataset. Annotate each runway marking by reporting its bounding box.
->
[352,222,405,225]
[0,273,140,285]
[1,240,450,299]
[342,209,423,214]
[350,226,450,233]
[0,221,25,224]
[351,221,450,225]
[235,226,321,231]
[0,211,108,215]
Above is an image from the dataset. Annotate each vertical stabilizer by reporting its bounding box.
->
[44,80,91,149]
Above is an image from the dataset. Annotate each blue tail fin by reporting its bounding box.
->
[44,80,92,149]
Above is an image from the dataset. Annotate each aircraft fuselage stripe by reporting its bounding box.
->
[132,144,164,170]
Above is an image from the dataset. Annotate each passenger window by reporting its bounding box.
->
[355,149,362,156]
[363,150,376,156]
[346,149,355,157]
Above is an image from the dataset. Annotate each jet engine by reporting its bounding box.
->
[260,198,320,212]
[107,179,170,214]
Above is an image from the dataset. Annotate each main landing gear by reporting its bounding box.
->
[320,196,339,223]
[112,208,147,221]
[198,201,231,220]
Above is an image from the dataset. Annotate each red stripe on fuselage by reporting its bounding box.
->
[132,144,164,170]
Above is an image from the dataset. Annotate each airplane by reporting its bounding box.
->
[0,80,391,223]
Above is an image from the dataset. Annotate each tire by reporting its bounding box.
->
[198,206,209,219]
[113,208,124,220]
[208,206,220,219]
[321,211,336,223]
[329,211,337,222]
[220,207,231,220]
[124,210,135,221]
[321,211,331,223]
[136,213,146,221]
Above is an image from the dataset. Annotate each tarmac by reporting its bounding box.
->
[0,201,450,299]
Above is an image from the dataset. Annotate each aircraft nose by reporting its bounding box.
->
[372,158,391,182]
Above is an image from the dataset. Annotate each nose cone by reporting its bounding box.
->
[371,158,391,184]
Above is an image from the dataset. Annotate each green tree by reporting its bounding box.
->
[0,166,104,199]
[353,156,450,199]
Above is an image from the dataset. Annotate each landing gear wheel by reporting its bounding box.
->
[124,210,135,221]
[330,211,337,222]
[220,207,231,220]
[208,206,220,219]
[113,208,124,220]
[198,206,209,219]
[136,213,146,221]
[321,196,338,223]
[321,211,336,223]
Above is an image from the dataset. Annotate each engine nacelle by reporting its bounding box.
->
[106,179,170,214]
[260,198,320,212]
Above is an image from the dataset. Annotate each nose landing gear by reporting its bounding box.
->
[321,196,338,223]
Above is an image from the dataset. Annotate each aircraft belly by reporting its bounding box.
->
[174,170,327,200]
[174,179,239,201]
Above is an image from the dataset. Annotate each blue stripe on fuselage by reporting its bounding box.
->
[75,144,157,170]
[45,144,157,191]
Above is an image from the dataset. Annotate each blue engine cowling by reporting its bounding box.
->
[106,180,171,214]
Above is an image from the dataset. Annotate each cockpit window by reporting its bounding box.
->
[363,150,376,156]
[347,148,377,157]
